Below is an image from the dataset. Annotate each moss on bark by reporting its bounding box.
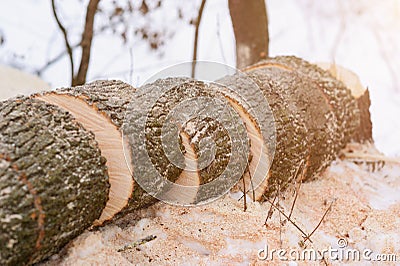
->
[0,98,109,265]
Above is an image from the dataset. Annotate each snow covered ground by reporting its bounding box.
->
[1,0,399,156]
[41,146,400,265]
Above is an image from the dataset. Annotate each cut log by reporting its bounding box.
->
[0,98,109,265]
[35,80,157,225]
[316,62,373,143]
[244,56,361,147]
[216,74,294,200]
[0,56,373,265]
[207,56,369,200]
[215,89,274,201]
[124,78,249,205]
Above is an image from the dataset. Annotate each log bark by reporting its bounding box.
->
[35,80,157,225]
[0,98,109,265]
[316,62,373,143]
[124,78,249,205]
[239,56,372,197]
[0,56,372,265]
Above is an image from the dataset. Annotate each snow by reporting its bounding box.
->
[40,149,400,265]
[0,65,50,99]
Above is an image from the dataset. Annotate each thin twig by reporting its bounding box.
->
[318,250,330,266]
[343,152,400,164]
[277,184,283,247]
[242,175,247,212]
[35,43,80,76]
[264,191,277,224]
[51,0,75,84]
[117,235,157,252]
[288,160,305,220]
[191,0,207,78]
[247,153,256,201]
[263,195,311,243]
[303,199,336,243]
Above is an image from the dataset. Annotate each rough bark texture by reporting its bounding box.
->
[217,73,303,199]
[229,0,269,69]
[353,89,373,142]
[36,80,157,224]
[247,69,335,170]
[316,62,373,143]
[250,56,361,145]
[124,78,249,205]
[242,56,363,195]
[0,56,372,265]
[0,98,109,265]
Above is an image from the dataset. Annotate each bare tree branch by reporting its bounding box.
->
[36,43,80,76]
[51,0,75,84]
[73,0,101,86]
[191,0,207,78]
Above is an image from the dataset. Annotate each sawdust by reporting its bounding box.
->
[40,144,400,265]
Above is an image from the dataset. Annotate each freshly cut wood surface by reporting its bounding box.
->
[221,94,271,201]
[125,78,248,205]
[37,93,134,226]
[162,130,200,204]
[35,80,159,225]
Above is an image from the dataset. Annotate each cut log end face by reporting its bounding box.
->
[135,80,247,205]
[184,116,235,204]
[126,78,272,204]
[34,80,139,226]
[220,94,272,201]
[316,62,372,143]
[36,92,134,227]
[0,98,109,265]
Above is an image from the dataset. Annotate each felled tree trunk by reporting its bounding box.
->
[0,98,110,265]
[0,56,372,265]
